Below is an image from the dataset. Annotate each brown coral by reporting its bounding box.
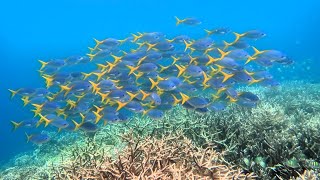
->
[51,131,255,179]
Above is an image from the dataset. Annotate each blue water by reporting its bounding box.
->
[0,0,319,164]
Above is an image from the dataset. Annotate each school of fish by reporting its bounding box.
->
[8,17,293,144]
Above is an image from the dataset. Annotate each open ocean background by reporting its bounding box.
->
[0,0,319,164]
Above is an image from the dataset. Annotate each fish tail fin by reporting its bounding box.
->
[81,72,92,80]
[89,81,100,94]
[174,16,183,26]
[38,113,51,127]
[32,103,43,110]
[21,96,30,106]
[136,42,146,49]
[252,46,265,57]
[244,69,255,76]
[127,92,139,101]
[142,109,150,116]
[204,29,212,36]
[110,54,122,63]
[171,56,179,65]
[72,119,82,131]
[146,43,156,51]
[217,48,230,59]
[96,63,108,71]
[42,75,54,88]
[105,61,116,72]
[93,38,103,49]
[38,60,48,70]
[179,92,190,104]
[126,65,139,75]
[233,32,245,43]
[183,40,192,52]
[88,47,95,53]
[133,72,144,81]
[157,76,165,81]
[131,33,142,42]
[227,96,238,103]
[11,121,22,131]
[175,64,186,77]
[166,38,174,43]
[202,72,211,85]
[220,71,234,83]
[203,48,214,55]
[202,83,211,90]
[137,56,147,65]
[92,111,102,124]
[249,78,263,85]
[245,56,257,64]
[118,38,128,44]
[139,90,150,100]
[86,53,96,61]
[205,54,218,66]
[79,113,85,122]
[159,64,170,73]
[25,132,32,143]
[59,85,71,97]
[148,78,159,90]
[223,40,232,50]
[8,89,18,98]
[171,94,181,105]
[217,87,226,95]
[116,100,128,111]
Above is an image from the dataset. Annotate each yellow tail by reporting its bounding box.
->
[202,72,211,85]
[126,65,139,75]
[204,29,213,36]
[131,33,142,42]
[92,111,102,124]
[116,100,128,111]
[217,48,230,59]
[175,64,186,77]
[8,89,18,98]
[252,46,266,57]
[179,92,190,104]
[110,54,122,63]
[149,78,159,90]
[25,132,32,143]
[139,90,150,100]
[11,121,22,131]
[38,60,48,70]
[72,119,83,131]
[220,71,234,83]
[174,16,183,26]
[86,53,96,61]
[223,41,232,50]
[183,40,192,52]
[93,38,103,50]
[146,43,157,51]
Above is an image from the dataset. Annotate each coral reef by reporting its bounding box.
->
[1,81,320,180]
[49,132,255,179]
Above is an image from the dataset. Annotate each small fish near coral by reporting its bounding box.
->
[8,16,291,144]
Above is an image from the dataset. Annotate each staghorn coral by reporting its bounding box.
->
[50,131,255,179]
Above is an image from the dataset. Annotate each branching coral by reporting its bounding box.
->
[50,131,255,179]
